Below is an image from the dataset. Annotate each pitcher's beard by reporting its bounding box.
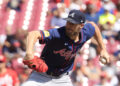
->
[66,31,79,40]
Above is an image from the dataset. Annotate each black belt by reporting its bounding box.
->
[46,72,69,77]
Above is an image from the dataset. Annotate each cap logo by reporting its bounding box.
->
[69,13,75,18]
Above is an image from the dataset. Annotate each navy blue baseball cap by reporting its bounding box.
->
[65,10,86,24]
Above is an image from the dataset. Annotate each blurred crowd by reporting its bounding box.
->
[0,0,120,86]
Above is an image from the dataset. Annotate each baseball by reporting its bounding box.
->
[100,57,107,64]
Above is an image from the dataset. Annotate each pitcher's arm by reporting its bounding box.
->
[25,31,42,60]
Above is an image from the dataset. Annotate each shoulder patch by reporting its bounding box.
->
[43,30,50,37]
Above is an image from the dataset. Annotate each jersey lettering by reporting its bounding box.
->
[53,49,76,60]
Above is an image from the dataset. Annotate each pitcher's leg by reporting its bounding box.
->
[51,75,73,86]
[21,71,52,86]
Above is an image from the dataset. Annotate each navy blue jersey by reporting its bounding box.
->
[39,23,95,75]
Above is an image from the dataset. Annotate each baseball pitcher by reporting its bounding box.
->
[21,10,110,86]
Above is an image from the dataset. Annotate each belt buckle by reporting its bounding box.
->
[50,72,53,76]
[49,72,55,77]
[46,71,61,78]
[51,72,60,78]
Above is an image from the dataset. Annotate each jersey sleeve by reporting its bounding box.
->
[39,28,59,44]
[84,23,95,40]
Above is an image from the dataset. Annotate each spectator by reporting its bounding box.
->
[2,35,18,52]
[100,0,116,14]
[57,3,68,18]
[50,7,67,28]
[115,31,120,41]
[101,67,119,86]
[0,55,20,86]
[116,1,120,19]
[71,63,88,86]
[84,0,102,12]
[7,0,24,11]
[2,28,26,59]
[84,4,100,24]
[69,0,81,10]
[99,5,116,31]
[2,27,18,55]
[117,73,120,86]
[82,58,101,86]
[106,36,120,54]
[99,5,116,25]
[2,34,20,58]
[113,2,120,32]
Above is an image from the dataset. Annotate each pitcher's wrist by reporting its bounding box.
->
[25,53,34,60]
